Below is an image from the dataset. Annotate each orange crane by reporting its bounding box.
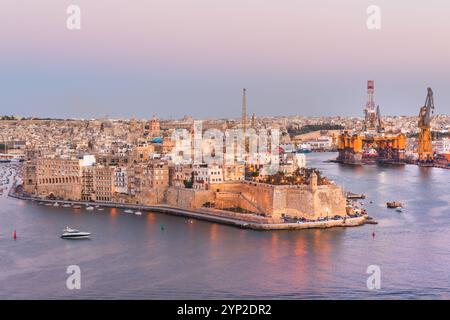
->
[417,88,434,162]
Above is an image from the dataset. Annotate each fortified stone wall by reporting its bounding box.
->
[36,184,82,201]
[281,184,346,219]
[197,181,347,220]
[134,188,167,205]
[22,163,37,194]
[214,182,275,214]
[166,187,215,209]
[215,192,260,213]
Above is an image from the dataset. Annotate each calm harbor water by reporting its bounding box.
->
[1,152,450,299]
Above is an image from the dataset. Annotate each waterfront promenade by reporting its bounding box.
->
[8,187,367,231]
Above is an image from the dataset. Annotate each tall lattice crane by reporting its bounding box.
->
[418,87,435,162]
[242,88,247,133]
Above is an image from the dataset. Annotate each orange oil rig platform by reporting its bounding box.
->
[337,131,406,165]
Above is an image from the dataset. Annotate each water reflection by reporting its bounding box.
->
[3,155,450,299]
[209,224,219,242]
[146,212,156,223]
[267,232,281,262]
[418,167,433,179]
[293,234,307,257]
[109,207,117,218]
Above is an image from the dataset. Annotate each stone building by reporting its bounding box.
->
[95,153,129,167]
[147,160,169,189]
[93,165,114,202]
[34,157,82,200]
[193,163,223,190]
[223,162,245,181]
[169,163,193,188]
[80,155,96,201]
[150,116,160,136]
[130,144,155,163]
[23,161,37,194]
[128,164,144,196]
[162,138,175,154]
[113,166,128,194]
[128,160,169,204]
[81,166,94,201]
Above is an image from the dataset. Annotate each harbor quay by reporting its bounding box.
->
[10,160,369,231]
[9,192,368,231]
[15,159,370,231]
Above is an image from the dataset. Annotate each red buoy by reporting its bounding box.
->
[13,230,17,240]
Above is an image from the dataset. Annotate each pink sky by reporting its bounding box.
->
[2,0,449,73]
[0,1,449,118]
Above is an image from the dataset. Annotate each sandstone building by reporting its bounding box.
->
[31,157,82,200]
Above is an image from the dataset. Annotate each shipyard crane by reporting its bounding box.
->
[417,87,435,162]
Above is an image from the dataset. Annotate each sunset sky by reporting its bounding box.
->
[1,0,449,118]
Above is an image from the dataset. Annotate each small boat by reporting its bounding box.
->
[387,201,403,209]
[45,203,52,206]
[346,192,366,199]
[61,227,91,239]
[124,209,134,214]
[53,202,60,207]
[86,206,94,211]
[73,205,82,209]
[62,204,71,208]
[396,208,402,213]
[97,208,104,211]
[135,211,142,216]
[296,143,312,153]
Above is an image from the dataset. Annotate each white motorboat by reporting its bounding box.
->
[61,227,91,239]
[135,211,142,216]
[53,202,60,207]
[86,206,94,211]
[124,209,134,214]
[62,204,71,208]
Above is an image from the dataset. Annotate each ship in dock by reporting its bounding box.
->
[295,143,312,153]
[336,82,444,169]
[336,81,407,166]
